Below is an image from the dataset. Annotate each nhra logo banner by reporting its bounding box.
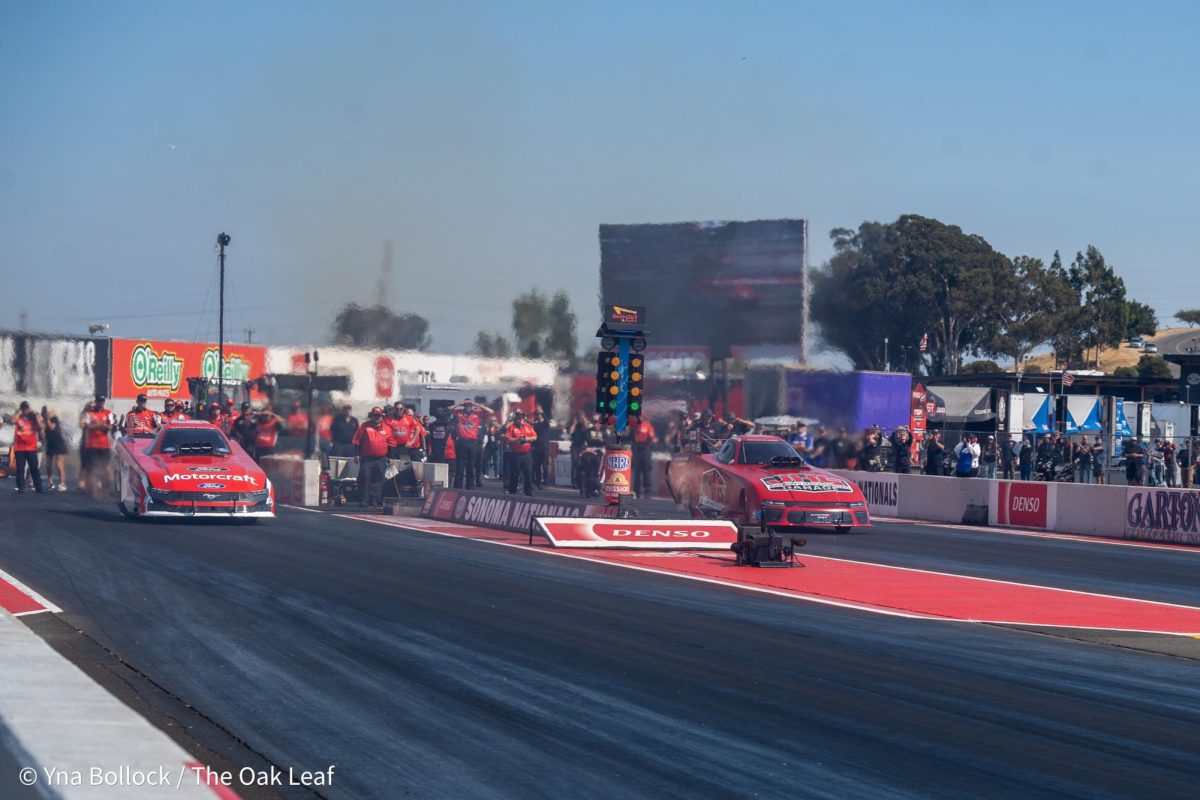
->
[843,474,897,515]
[761,473,853,493]
[1125,488,1200,545]
[421,488,616,533]
[535,518,739,549]
[111,339,267,400]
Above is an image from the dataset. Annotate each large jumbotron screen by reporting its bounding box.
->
[598,219,808,357]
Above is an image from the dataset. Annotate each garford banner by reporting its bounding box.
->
[1124,487,1200,545]
[111,339,267,400]
[535,518,739,549]
[420,488,616,533]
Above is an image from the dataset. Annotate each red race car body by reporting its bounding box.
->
[115,420,274,519]
[666,435,870,532]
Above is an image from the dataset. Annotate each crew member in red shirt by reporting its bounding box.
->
[160,399,190,424]
[254,408,286,461]
[316,404,334,455]
[82,395,117,496]
[352,407,393,507]
[285,401,309,439]
[385,402,410,459]
[123,394,159,436]
[219,398,236,435]
[400,406,425,461]
[504,409,537,496]
[631,416,658,498]
[452,400,493,490]
[8,401,46,493]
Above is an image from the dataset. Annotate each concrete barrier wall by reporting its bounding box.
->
[259,456,320,506]
[833,467,1200,546]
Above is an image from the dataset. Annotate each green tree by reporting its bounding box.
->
[331,304,431,350]
[961,359,1001,374]
[1137,355,1173,380]
[981,255,1076,370]
[471,331,512,358]
[812,215,1016,374]
[1124,300,1158,338]
[1113,365,1139,378]
[545,291,578,364]
[1175,309,1200,328]
[1068,246,1128,369]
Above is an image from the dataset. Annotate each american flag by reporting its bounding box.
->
[1061,370,1075,388]
[919,333,928,353]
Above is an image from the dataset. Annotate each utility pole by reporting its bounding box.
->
[216,232,231,408]
[884,337,890,372]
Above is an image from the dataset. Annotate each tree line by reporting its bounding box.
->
[811,214,1158,375]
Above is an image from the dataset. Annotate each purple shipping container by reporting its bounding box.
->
[783,370,911,432]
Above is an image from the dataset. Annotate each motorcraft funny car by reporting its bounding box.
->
[115,420,274,519]
[666,434,870,533]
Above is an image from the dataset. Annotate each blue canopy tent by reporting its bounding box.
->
[1064,397,1102,434]
[1022,394,1054,433]
[1115,402,1133,438]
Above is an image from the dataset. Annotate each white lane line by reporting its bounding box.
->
[0,566,62,613]
[874,516,1200,555]
[281,504,322,513]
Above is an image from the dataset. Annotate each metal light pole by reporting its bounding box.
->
[216,232,231,408]
[884,337,890,372]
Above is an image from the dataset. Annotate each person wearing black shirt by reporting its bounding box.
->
[231,403,259,453]
[890,426,913,474]
[329,405,359,458]
[923,430,945,475]
[426,412,454,464]
[531,411,552,489]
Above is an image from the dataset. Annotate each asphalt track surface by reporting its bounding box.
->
[1,488,1199,799]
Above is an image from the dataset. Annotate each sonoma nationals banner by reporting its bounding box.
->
[111,339,267,400]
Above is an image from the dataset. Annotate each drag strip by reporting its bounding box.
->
[0,491,1198,799]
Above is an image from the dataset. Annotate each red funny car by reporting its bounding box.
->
[666,435,870,533]
[115,420,274,520]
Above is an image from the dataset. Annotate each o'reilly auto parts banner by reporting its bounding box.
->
[535,518,739,549]
[421,489,615,533]
[1125,487,1200,545]
[111,339,267,400]
[990,481,1053,530]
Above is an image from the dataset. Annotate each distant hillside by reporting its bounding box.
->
[1020,327,1188,374]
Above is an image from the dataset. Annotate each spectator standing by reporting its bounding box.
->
[923,431,945,476]
[953,435,980,478]
[1019,439,1034,481]
[630,415,657,497]
[451,400,492,490]
[1074,436,1094,484]
[531,410,552,489]
[1000,436,1018,480]
[385,403,408,459]
[1166,442,1180,488]
[426,410,456,465]
[504,409,537,496]
[568,412,591,486]
[316,404,334,455]
[330,405,359,458]
[254,409,286,461]
[787,421,811,459]
[352,407,392,507]
[1123,437,1145,486]
[1179,440,1191,489]
[831,429,853,469]
[980,435,999,479]
[402,406,425,462]
[123,394,159,436]
[76,400,93,491]
[231,402,258,453]
[81,396,116,496]
[890,426,912,474]
[860,427,882,472]
[9,402,46,493]
[482,421,501,478]
[41,406,68,491]
[1092,436,1108,484]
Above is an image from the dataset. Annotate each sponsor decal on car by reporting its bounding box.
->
[760,473,853,493]
[196,483,226,489]
[189,467,229,473]
[698,469,727,512]
[163,473,258,486]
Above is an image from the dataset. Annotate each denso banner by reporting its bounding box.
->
[1124,487,1200,545]
[989,481,1054,530]
[111,339,267,400]
[420,488,616,533]
[535,518,739,549]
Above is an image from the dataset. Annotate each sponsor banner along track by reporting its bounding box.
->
[535,518,739,549]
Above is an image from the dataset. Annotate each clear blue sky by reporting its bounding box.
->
[3,0,1198,354]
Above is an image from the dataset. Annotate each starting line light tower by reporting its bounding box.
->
[596,304,648,435]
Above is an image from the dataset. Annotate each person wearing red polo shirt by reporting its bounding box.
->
[8,401,46,493]
[123,394,159,436]
[254,408,286,461]
[385,402,410,459]
[631,416,658,498]
[316,404,334,455]
[401,406,425,461]
[352,407,393,507]
[160,399,190,424]
[452,400,493,490]
[504,409,537,496]
[82,395,117,496]
[285,401,309,439]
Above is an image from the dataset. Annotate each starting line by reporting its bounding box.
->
[338,514,1200,636]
